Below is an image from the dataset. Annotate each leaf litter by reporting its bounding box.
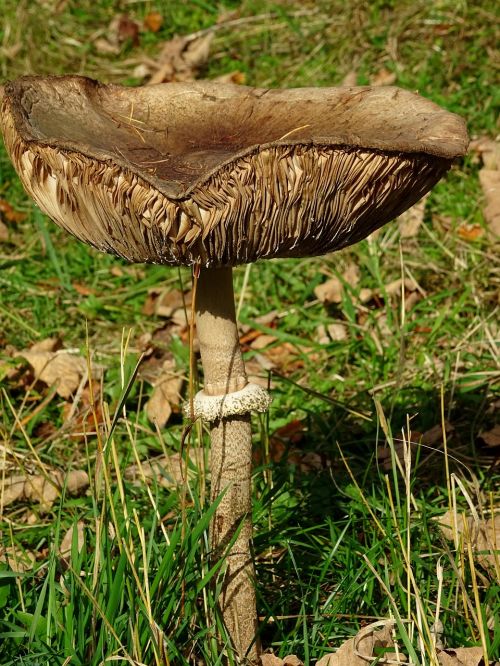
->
[2,468,89,510]
[436,510,500,573]
[470,136,500,236]
[18,337,102,400]
[261,620,490,665]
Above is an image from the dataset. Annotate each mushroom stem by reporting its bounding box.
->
[195,266,260,663]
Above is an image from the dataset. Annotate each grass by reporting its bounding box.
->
[1,0,499,664]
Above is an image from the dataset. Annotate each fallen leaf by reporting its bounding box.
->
[327,323,348,341]
[254,421,331,473]
[144,11,163,33]
[370,68,396,86]
[437,647,484,666]
[383,422,454,465]
[94,37,120,55]
[125,448,203,489]
[72,281,95,296]
[436,510,500,572]
[214,70,246,85]
[260,655,303,666]
[398,195,428,238]
[0,199,26,223]
[343,262,360,287]
[314,276,343,304]
[421,421,454,446]
[0,220,9,242]
[0,546,36,572]
[261,342,310,374]
[19,349,93,399]
[469,136,500,170]
[316,620,396,665]
[316,324,330,345]
[358,287,374,304]
[260,655,283,666]
[113,14,140,47]
[94,13,140,55]
[143,287,191,317]
[244,358,273,389]
[62,385,105,439]
[146,33,213,85]
[384,277,417,296]
[457,223,484,241]
[30,337,62,353]
[250,334,279,350]
[479,169,500,236]
[59,521,85,559]
[377,440,420,471]
[2,469,89,510]
[479,424,500,447]
[145,359,184,427]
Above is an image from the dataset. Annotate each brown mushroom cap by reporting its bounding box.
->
[0,75,468,267]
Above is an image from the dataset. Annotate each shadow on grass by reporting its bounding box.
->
[253,380,499,656]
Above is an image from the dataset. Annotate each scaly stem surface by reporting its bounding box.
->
[195,266,259,663]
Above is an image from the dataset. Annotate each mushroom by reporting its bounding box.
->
[0,76,468,663]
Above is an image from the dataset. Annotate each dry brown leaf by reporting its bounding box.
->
[314,276,343,304]
[457,223,484,241]
[0,219,9,242]
[262,342,310,374]
[343,262,360,287]
[250,334,279,350]
[260,655,303,666]
[479,169,500,236]
[316,324,330,345]
[19,349,90,399]
[94,13,140,55]
[316,620,396,665]
[125,448,203,488]
[244,357,273,389]
[183,34,213,69]
[370,68,397,86]
[147,33,213,85]
[143,287,191,317]
[377,440,420,471]
[214,70,246,85]
[469,136,500,170]
[437,646,484,666]
[385,277,417,296]
[144,11,163,33]
[30,337,62,353]
[72,281,95,296]
[2,469,89,510]
[479,424,500,447]
[359,287,374,304]
[398,195,428,238]
[62,385,105,439]
[437,510,500,572]
[59,521,85,559]
[420,421,454,447]
[0,198,26,223]
[113,14,140,47]
[260,655,283,666]
[0,545,36,572]
[145,359,184,427]
[327,323,348,341]
[93,37,120,55]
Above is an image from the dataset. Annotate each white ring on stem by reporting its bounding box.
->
[186,383,272,422]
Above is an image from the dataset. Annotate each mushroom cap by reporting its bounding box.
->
[0,75,468,267]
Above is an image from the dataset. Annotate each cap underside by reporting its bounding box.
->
[0,76,468,267]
